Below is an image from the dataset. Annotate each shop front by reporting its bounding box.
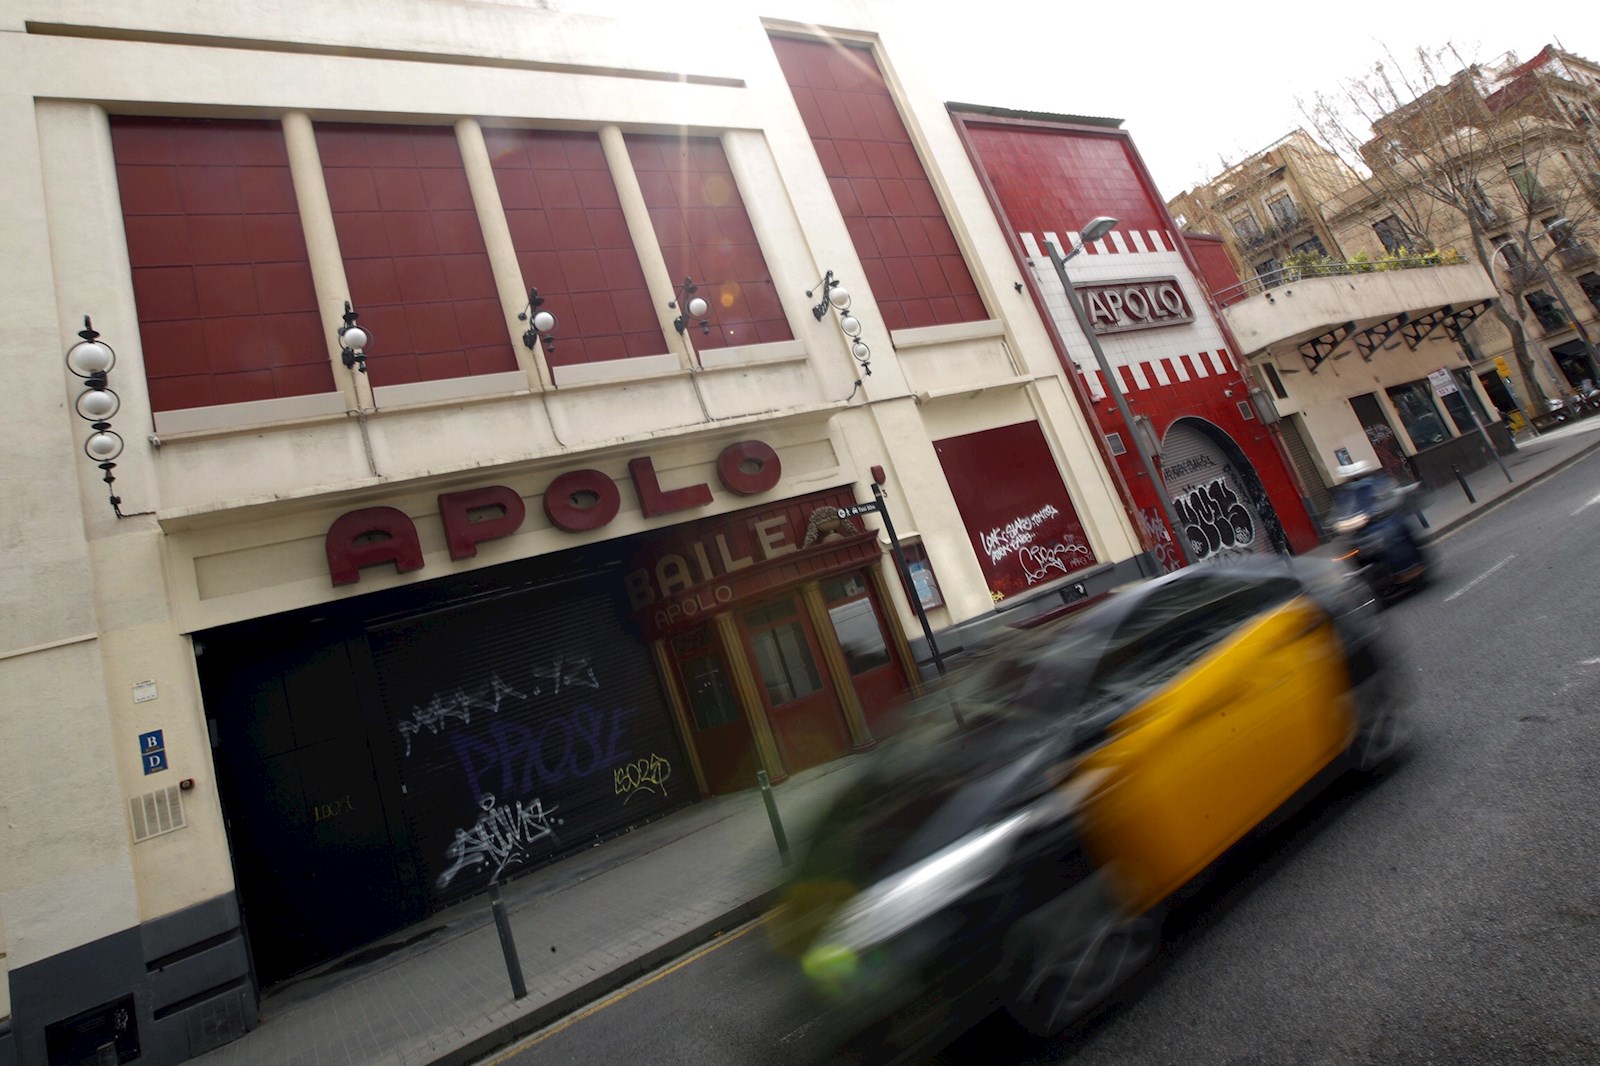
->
[195,458,914,988]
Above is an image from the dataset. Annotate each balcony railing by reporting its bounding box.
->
[1212,253,1464,306]
[1558,242,1598,268]
[1237,213,1313,251]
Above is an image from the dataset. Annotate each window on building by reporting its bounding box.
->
[1440,370,1489,434]
[1232,211,1264,242]
[111,117,334,411]
[626,134,793,350]
[1545,216,1576,249]
[1291,237,1327,258]
[1266,194,1299,228]
[1373,214,1412,254]
[743,597,823,706]
[1508,163,1547,206]
[1579,272,1600,313]
[1255,257,1283,285]
[318,123,514,387]
[1262,362,1289,400]
[1525,291,1568,331]
[1385,381,1450,450]
[669,626,742,730]
[770,35,986,332]
[822,575,890,676]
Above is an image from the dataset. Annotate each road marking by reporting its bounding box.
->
[1571,491,1600,517]
[1443,554,1516,602]
[1582,657,1600,666]
[479,916,767,1062]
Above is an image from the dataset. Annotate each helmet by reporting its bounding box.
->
[1336,459,1376,482]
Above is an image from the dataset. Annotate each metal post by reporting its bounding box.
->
[870,481,945,677]
[488,883,528,1000]
[1047,241,1189,567]
[1451,465,1477,504]
[756,770,790,865]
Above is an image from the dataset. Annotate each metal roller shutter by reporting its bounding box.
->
[367,573,689,905]
[1160,424,1272,563]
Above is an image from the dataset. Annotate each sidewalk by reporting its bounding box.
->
[193,419,1600,1066]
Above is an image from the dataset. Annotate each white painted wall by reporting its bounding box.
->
[1,0,1137,965]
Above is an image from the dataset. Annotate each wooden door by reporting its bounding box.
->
[819,572,911,739]
[740,593,852,773]
[668,624,758,795]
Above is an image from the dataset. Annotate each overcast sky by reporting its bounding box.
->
[889,0,1597,201]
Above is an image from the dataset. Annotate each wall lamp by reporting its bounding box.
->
[519,288,558,355]
[806,270,873,376]
[338,301,370,373]
[669,277,711,335]
[65,315,125,518]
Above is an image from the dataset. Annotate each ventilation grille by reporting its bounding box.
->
[130,786,186,841]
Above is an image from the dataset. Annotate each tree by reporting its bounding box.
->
[1304,44,1600,409]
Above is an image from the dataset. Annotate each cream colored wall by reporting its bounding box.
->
[2,0,1135,963]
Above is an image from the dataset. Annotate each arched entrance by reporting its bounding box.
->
[1160,417,1290,562]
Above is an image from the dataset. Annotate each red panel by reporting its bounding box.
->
[112,117,334,411]
[770,36,985,329]
[625,133,793,352]
[318,123,508,387]
[934,421,1097,601]
[486,128,659,368]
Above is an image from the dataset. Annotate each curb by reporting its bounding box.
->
[1417,434,1600,543]
[427,886,786,1066]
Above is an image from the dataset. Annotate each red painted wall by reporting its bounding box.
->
[770,36,986,331]
[957,117,1318,555]
[112,117,333,411]
[933,421,1097,602]
[484,129,662,366]
[1185,233,1247,308]
[318,124,515,386]
[626,134,791,350]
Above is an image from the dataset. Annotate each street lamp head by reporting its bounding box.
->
[1081,216,1119,244]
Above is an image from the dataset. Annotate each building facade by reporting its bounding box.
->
[1,3,1177,1062]
[1169,44,1600,498]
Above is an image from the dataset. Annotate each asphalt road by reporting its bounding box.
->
[480,448,1600,1066]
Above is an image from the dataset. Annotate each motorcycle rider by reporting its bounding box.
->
[1332,459,1426,585]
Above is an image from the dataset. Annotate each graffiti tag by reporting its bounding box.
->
[450,704,632,799]
[979,505,1062,564]
[397,675,528,757]
[1139,508,1184,573]
[1017,537,1093,585]
[529,655,600,696]
[436,792,562,890]
[1172,476,1256,560]
[613,754,673,804]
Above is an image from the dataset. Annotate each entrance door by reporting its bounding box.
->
[202,629,422,987]
[740,594,852,773]
[1349,393,1417,484]
[669,624,758,795]
[820,572,910,739]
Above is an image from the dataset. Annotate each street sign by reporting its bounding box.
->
[138,729,167,775]
[836,502,881,519]
[1427,368,1459,397]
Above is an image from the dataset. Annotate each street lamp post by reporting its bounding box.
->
[1046,217,1189,568]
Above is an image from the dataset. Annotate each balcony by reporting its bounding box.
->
[1558,241,1598,268]
[1237,213,1314,252]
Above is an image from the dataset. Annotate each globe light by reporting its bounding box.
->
[341,325,369,351]
[852,340,871,363]
[76,388,121,421]
[67,340,115,377]
[532,309,557,334]
[828,285,851,309]
[86,429,124,462]
[687,295,709,319]
[839,314,862,338]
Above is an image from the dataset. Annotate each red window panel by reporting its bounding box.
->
[770,36,985,332]
[482,129,661,368]
[933,421,1097,602]
[624,133,792,351]
[111,117,334,412]
[317,124,514,387]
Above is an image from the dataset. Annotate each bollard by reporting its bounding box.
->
[488,882,528,1000]
[1451,464,1477,504]
[757,770,791,866]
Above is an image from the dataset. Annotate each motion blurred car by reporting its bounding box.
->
[770,555,1406,1061]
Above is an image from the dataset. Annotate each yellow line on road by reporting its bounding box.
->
[479,914,770,1063]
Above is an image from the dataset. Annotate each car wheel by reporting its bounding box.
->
[1004,881,1157,1037]
[1353,700,1408,770]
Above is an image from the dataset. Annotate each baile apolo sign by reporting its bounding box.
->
[1078,276,1193,335]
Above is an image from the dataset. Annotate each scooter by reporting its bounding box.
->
[1331,482,1431,607]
